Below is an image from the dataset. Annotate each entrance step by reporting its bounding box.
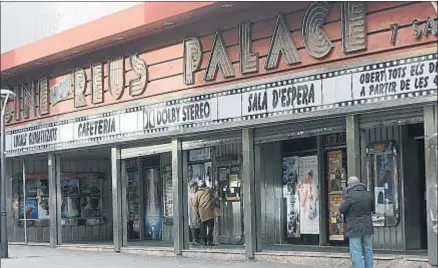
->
[255,251,432,268]
[182,248,246,261]
[121,247,175,257]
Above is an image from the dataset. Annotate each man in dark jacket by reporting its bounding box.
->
[339,176,374,268]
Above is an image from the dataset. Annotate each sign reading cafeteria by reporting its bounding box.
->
[5,54,437,155]
[3,2,436,126]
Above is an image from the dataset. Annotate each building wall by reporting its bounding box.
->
[0,2,138,53]
[257,142,283,245]
[4,1,436,128]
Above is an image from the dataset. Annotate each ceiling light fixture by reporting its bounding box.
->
[163,21,175,26]
[114,36,124,41]
[221,3,234,8]
[71,50,80,55]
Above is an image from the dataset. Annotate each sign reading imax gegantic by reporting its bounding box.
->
[5,54,437,156]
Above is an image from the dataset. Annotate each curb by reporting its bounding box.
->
[8,243,432,267]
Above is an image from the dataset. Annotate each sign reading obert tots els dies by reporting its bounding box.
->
[352,58,438,99]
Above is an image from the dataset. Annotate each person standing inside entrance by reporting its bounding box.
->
[340,176,375,268]
[189,180,220,246]
[188,180,202,245]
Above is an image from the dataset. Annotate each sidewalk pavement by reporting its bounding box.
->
[1,245,317,268]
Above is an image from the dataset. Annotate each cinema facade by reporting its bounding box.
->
[1,1,437,266]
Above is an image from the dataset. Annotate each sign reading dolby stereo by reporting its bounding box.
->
[4,54,437,155]
[144,98,218,130]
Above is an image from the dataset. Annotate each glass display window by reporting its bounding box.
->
[60,173,105,226]
[17,178,50,222]
[366,142,400,227]
[326,148,347,241]
[162,165,173,224]
[283,155,320,239]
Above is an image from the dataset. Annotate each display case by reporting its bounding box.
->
[13,173,105,227]
[17,177,50,223]
[323,133,347,242]
[366,142,400,227]
[188,148,213,188]
[60,173,105,226]
[162,165,173,225]
[326,149,347,241]
[126,168,141,239]
[282,155,320,240]
[215,155,243,245]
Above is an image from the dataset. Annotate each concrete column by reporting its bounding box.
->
[254,144,262,252]
[182,148,189,250]
[111,146,122,252]
[137,157,145,241]
[317,135,328,246]
[55,156,62,245]
[172,138,184,255]
[121,159,128,247]
[346,115,361,178]
[48,153,58,247]
[424,105,438,266]
[242,128,256,259]
[6,158,14,244]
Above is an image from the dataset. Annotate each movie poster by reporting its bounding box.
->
[80,177,104,225]
[327,150,346,194]
[145,169,163,240]
[329,194,344,240]
[283,156,300,238]
[327,150,346,240]
[204,162,213,188]
[37,180,50,220]
[286,194,300,238]
[162,166,173,220]
[188,164,204,184]
[61,179,81,219]
[298,156,319,235]
[19,198,39,219]
[373,153,395,226]
[127,171,141,238]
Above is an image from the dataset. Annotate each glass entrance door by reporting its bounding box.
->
[216,157,244,245]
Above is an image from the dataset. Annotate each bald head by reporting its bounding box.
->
[347,176,360,187]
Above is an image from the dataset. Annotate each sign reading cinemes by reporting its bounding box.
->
[5,54,437,156]
[4,2,436,125]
